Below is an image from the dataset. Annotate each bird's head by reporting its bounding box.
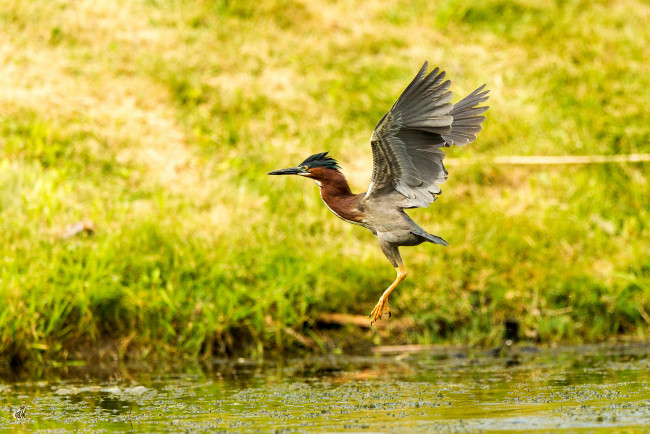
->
[268,152,341,180]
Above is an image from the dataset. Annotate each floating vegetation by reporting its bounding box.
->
[1,344,650,432]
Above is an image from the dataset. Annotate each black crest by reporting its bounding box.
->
[299,152,341,170]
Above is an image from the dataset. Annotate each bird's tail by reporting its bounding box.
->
[411,230,449,247]
[442,85,490,146]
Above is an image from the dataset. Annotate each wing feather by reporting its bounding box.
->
[364,62,490,208]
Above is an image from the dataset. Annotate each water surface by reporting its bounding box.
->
[3,344,650,433]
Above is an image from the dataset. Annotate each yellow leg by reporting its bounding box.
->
[370,264,407,324]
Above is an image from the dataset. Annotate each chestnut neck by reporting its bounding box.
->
[307,167,354,196]
[307,167,364,223]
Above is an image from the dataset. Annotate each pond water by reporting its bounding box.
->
[2,344,650,433]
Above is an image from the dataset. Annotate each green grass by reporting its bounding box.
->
[0,0,648,363]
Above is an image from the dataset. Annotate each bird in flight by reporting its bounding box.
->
[269,62,489,324]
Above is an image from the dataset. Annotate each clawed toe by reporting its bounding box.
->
[370,298,391,324]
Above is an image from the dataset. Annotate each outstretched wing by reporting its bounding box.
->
[364,62,489,208]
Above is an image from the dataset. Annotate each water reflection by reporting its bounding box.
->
[1,344,650,432]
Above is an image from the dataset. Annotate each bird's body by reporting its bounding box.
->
[313,167,438,252]
[269,62,489,323]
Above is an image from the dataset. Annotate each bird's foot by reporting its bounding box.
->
[370,297,391,324]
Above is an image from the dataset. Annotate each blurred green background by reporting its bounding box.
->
[0,0,648,363]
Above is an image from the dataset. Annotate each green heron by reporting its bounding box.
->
[269,62,489,324]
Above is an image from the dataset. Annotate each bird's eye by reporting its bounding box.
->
[302,166,308,171]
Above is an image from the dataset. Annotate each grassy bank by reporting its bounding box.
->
[1,0,648,363]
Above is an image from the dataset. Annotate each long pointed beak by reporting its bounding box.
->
[268,166,304,175]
